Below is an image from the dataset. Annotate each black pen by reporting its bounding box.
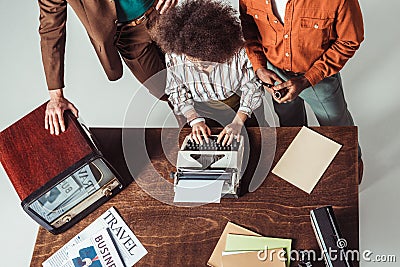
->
[260,81,273,88]
[260,81,283,100]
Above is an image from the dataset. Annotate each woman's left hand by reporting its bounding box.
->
[217,112,248,145]
[217,122,243,145]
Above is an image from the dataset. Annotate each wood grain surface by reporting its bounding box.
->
[30,127,359,267]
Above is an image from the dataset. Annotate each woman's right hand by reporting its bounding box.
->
[190,121,211,144]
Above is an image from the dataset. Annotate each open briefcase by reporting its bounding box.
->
[0,103,128,234]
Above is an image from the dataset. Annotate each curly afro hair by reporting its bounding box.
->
[149,0,244,63]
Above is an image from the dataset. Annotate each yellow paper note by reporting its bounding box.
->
[207,222,261,267]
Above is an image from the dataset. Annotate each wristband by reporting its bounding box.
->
[189,117,205,127]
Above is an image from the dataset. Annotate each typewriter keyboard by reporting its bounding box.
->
[184,135,240,151]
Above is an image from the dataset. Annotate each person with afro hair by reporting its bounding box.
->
[150,0,266,145]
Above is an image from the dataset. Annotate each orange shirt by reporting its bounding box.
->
[239,0,364,85]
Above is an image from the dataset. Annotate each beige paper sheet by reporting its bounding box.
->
[207,222,261,267]
[272,127,342,194]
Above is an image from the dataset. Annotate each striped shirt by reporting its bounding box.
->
[165,48,263,117]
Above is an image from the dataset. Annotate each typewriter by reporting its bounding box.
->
[173,135,244,198]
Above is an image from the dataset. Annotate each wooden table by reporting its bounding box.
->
[30,127,359,267]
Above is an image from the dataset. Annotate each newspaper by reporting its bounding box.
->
[42,207,147,267]
[68,228,125,267]
[31,165,101,223]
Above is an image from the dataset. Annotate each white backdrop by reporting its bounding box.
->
[0,0,399,266]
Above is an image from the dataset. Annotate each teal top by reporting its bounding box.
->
[115,0,155,23]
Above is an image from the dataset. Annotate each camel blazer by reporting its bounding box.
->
[38,0,123,90]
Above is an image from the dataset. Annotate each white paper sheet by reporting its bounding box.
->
[272,127,342,194]
[174,180,224,203]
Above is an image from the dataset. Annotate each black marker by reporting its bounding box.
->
[260,81,273,88]
[260,81,285,100]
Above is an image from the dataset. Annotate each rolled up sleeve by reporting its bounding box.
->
[239,0,268,72]
[304,0,364,85]
[237,51,263,116]
[165,54,195,116]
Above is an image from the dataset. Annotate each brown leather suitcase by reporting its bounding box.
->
[0,103,127,234]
